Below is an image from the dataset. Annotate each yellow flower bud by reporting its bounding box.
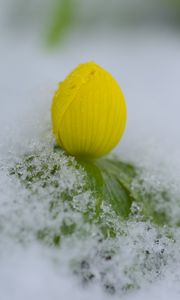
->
[51,62,127,158]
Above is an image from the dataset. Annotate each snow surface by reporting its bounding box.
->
[1,23,180,300]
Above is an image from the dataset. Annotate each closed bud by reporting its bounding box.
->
[52,62,127,158]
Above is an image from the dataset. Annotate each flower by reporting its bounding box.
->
[51,62,127,158]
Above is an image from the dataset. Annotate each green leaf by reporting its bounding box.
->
[46,0,74,46]
[76,159,104,220]
[96,158,136,218]
[77,157,136,219]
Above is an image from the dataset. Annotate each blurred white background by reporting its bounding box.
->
[1,1,180,299]
[1,0,180,160]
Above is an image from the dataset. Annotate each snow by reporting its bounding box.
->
[1,15,180,300]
